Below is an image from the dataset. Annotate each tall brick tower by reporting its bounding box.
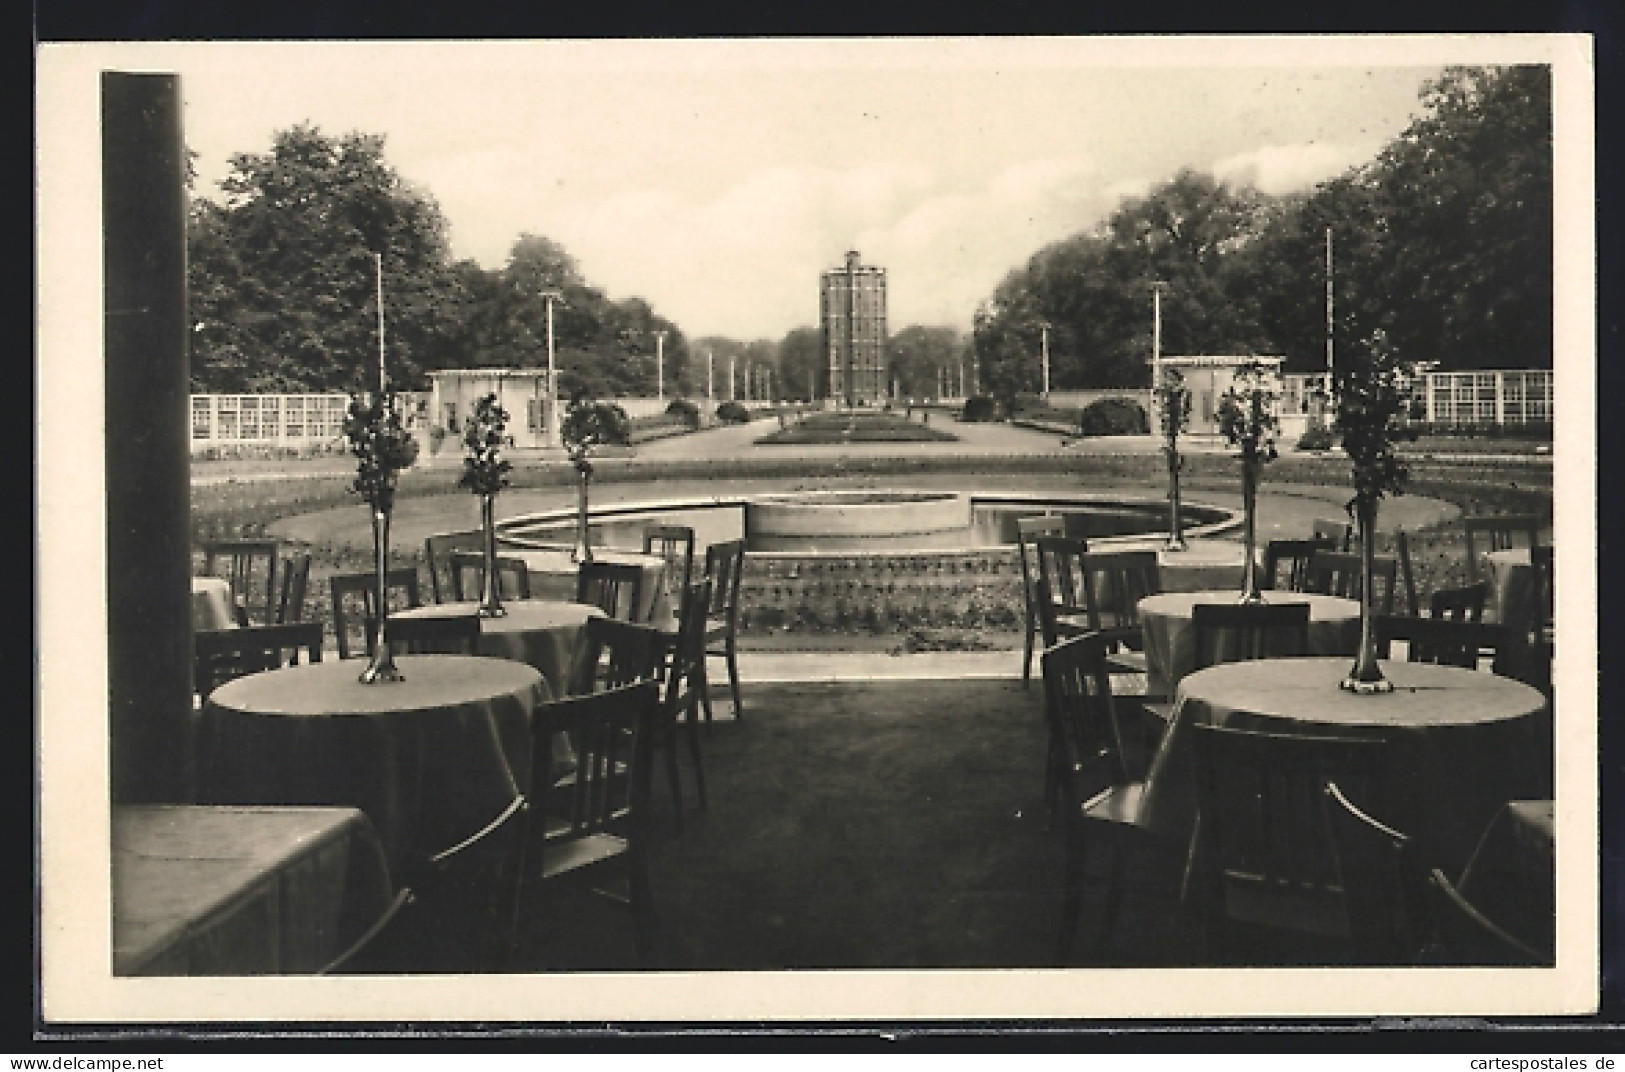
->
[820,250,888,406]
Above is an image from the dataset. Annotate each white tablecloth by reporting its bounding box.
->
[1486,548,1540,628]
[509,548,673,625]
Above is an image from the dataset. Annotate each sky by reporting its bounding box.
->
[64,38,1467,341]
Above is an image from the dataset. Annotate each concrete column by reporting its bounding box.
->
[103,72,193,803]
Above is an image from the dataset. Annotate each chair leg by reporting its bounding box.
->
[663,717,684,835]
[1057,818,1087,966]
[1091,837,1131,962]
[684,701,708,810]
[697,653,715,725]
[724,633,743,718]
[1022,613,1035,689]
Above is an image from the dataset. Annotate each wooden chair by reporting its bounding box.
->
[449,549,533,602]
[1429,580,1491,622]
[1188,724,1386,962]
[1323,782,1428,965]
[273,552,312,624]
[329,569,423,659]
[1373,614,1513,674]
[423,529,484,604]
[1033,535,1091,648]
[1423,868,1548,966]
[569,616,668,696]
[1016,516,1066,687]
[1191,601,1310,671]
[1463,514,1541,583]
[382,612,481,655]
[508,679,662,967]
[316,888,416,975]
[642,525,696,599]
[1312,517,1353,552]
[1303,550,1400,614]
[194,621,324,701]
[1041,632,1160,964]
[1260,537,1335,592]
[201,538,280,626]
[577,560,648,623]
[1080,549,1161,667]
[656,578,713,833]
[699,538,747,722]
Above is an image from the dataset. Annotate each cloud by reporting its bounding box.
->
[1210,141,1378,196]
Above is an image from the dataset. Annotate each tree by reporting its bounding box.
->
[777,327,824,402]
[189,125,467,392]
[888,325,962,400]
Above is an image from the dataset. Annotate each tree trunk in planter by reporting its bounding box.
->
[359,505,403,684]
[1340,497,1393,693]
[1237,455,1263,603]
[1166,449,1187,552]
[572,466,594,564]
[477,492,506,618]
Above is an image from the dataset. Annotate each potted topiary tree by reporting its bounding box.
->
[1334,329,1413,694]
[560,394,631,564]
[1216,361,1281,603]
[458,392,513,618]
[1156,367,1192,552]
[343,388,419,683]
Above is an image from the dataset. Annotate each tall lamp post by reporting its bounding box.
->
[1150,280,1169,401]
[539,288,563,449]
[707,350,714,402]
[1039,320,1050,400]
[653,329,667,403]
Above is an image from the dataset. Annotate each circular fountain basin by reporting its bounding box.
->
[746,491,971,551]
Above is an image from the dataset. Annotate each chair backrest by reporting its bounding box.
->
[329,569,423,659]
[448,550,533,602]
[1016,515,1067,607]
[1303,550,1399,613]
[194,621,324,700]
[1034,535,1091,645]
[1429,580,1491,622]
[1462,514,1541,581]
[525,678,660,863]
[1261,537,1335,592]
[1395,530,1421,618]
[1189,724,1386,939]
[422,529,484,604]
[1191,601,1310,670]
[1530,545,1555,633]
[702,539,747,622]
[1424,867,1547,966]
[661,578,714,718]
[1040,632,1135,789]
[576,560,648,623]
[1312,518,1354,552]
[642,525,696,597]
[1373,614,1512,674]
[201,538,280,626]
[1080,549,1161,637]
[1323,781,1426,964]
[274,552,312,624]
[570,615,667,695]
[382,612,481,655]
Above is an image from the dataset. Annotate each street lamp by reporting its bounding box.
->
[653,329,667,403]
[539,288,563,449]
[1038,321,1050,399]
[1150,280,1169,394]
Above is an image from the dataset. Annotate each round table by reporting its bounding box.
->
[1137,590,1362,699]
[509,548,674,625]
[198,655,548,874]
[1112,539,1248,594]
[191,576,238,632]
[1140,657,1550,878]
[391,600,604,695]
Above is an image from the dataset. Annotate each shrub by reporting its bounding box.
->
[1077,397,1149,436]
[961,396,998,423]
[716,400,751,425]
[665,397,701,430]
[1297,424,1336,452]
[1009,393,1047,417]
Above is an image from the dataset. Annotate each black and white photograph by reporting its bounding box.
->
[35,34,1597,1027]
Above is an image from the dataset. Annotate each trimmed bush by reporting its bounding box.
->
[1077,397,1149,436]
[960,396,998,423]
[1296,424,1336,452]
[665,397,701,430]
[716,400,751,425]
